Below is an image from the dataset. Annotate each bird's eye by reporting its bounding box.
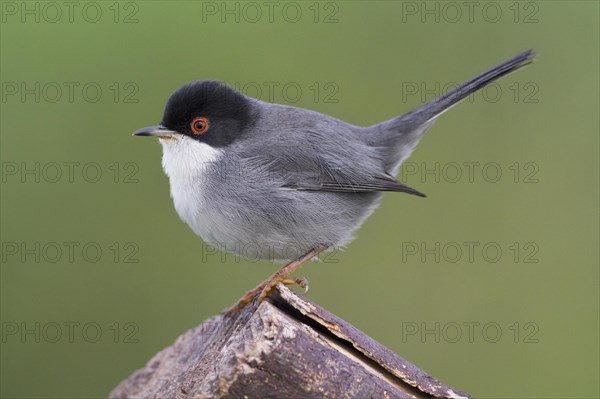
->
[190,117,209,135]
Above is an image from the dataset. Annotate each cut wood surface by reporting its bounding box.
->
[109,284,472,399]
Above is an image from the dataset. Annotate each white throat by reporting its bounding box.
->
[160,135,223,181]
[159,135,223,235]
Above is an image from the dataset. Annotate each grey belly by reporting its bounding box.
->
[192,189,383,262]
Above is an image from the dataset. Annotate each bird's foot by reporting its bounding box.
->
[259,276,310,301]
[224,276,309,317]
[224,246,327,317]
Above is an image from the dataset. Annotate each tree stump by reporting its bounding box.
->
[109,284,471,399]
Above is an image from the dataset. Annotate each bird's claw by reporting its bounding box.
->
[260,275,310,301]
[225,247,325,317]
[224,276,310,317]
[282,276,309,293]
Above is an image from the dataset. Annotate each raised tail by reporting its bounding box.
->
[371,49,536,173]
[403,49,536,125]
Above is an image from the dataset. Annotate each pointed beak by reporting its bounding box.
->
[132,125,177,138]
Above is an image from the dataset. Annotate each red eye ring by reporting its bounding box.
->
[190,117,209,135]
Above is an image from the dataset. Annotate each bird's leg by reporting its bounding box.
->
[225,245,327,316]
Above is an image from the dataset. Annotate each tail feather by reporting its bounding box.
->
[405,48,536,125]
[372,49,536,173]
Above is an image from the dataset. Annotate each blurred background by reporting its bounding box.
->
[1,1,598,398]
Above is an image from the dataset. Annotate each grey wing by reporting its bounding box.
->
[286,171,425,197]
[242,129,425,197]
[235,103,425,197]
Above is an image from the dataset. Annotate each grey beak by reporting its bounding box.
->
[133,125,177,137]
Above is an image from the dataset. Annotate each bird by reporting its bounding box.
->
[133,49,535,315]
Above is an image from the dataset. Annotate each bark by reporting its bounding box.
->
[109,284,471,399]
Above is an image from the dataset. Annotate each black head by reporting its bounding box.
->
[134,80,253,148]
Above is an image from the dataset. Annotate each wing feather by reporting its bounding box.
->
[285,174,426,197]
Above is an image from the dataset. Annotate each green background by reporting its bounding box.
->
[1,1,598,398]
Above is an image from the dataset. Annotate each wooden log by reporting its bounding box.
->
[109,284,471,399]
